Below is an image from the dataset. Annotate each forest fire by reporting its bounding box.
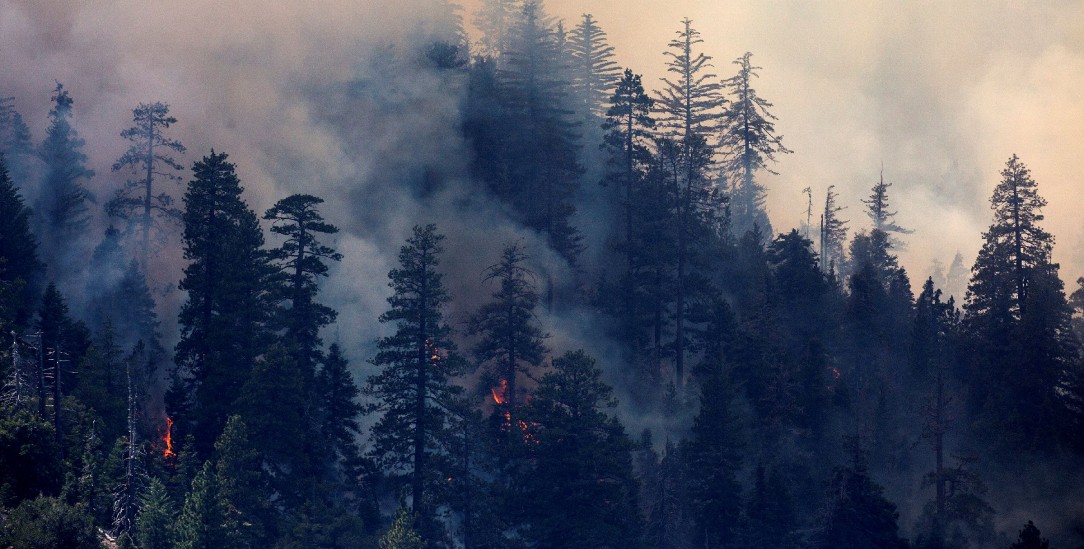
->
[162,417,176,459]
[490,379,508,405]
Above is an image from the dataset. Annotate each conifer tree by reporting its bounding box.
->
[0,156,43,326]
[818,440,908,548]
[473,0,523,59]
[602,69,655,268]
[263,193,341,373]
[175,461,226,549]
[379,507,426,549]
[0,97,34,182]
[719,52,791,237]
[499,0,584,263]
[568,14,620,122]
[1009,521,1050,549]
[174,151,275,455]
[684,367,743,547]
[213,415,273,547]
[819,185,848,275]
[317,343,364,481]
[135,477,175,549]
[656,18,724,141]
[517,350,644,548]
[107,102,186,271]
[964,155,1080,449]
[469,242,546,412]
[36,284,89,447]
[364,224,461,531]
[37,83,95,277]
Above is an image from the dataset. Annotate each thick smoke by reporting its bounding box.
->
[4,0,1084,543]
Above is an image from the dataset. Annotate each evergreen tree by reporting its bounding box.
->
[568,14,620,122]
[817,441,908,548]
[0,155,44,326]
[655,18,724,141]
[263,193,341,373]
[175,461,227,549]
[517,350,644,548]
[37,83,95,278]
[0,495,98,549]
[469,242,546,412]
[379,507,426,549]
[135,477,176,549]
[1010,521,1050,549]
[0,409,62,507]
[364,224,462,532]
[719,52,791,237]
[0,97,35,180]
[964,155,1081,450]
[499,0,584,263]
[174,151,275,455]
[819,185,848,276]
[36,283,90,449]
[317,343,364,482]
[683,367,743,547]
[602,69,655,269]
[213,415,273,547]
[473,0,523,59]
[107,102,186,271]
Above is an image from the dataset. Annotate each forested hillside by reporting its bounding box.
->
[1,1,1083,547]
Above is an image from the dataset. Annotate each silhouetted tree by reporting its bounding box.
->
[107,102,186,271]
[568,14,620,121]
[719,52,791,237]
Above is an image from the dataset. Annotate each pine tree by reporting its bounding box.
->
[964,154,1080,450]
[263,193,341,373]
[0,97,34,171]
[819,185,847,276]
[0,156,44,326]
[499,0,584,264]
[0,409,62,507]
[175,461,226,549]
[317,343,364,481]
[135,477,176,549]
[719,52,791,237]
[174,151,275,455]
[684,367,743,547]
[364,224,462,532]
[36,284,89,449]
[379,507,426,549]
[817,440,908,548]
[37,83,95,278]
[473,0,523,59]
[568,14,620,122]
[602,69,655,268]
[1009,521,1050,549]
[517,350,644,548]
[213,415,273,547]
[655,18,724,141]
[107,102,186,271]
[469,242,547,413]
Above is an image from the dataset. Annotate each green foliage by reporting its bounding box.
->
[818,442,908,549]
[518,350,644,549]
[0,495,97,549]
[0,155,43,326]
[365,224,462,528]
[175,150,276,455]
[264,193,341,372]
[213,415,273,547]
[0,409,61,507]
[136,477,176,549]
[379,507,425,549]
[175,461,226,549]
[469,242,546,412]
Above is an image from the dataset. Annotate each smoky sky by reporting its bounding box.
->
[2,0,1083,361]
[521,0,1084,294]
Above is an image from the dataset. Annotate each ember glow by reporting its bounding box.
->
[490,379,508,405]
[162,417,176,459]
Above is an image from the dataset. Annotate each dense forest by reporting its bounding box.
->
[1,1,1083,547]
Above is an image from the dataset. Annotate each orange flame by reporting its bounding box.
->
[162,417,176,458]
[490,379,508,405]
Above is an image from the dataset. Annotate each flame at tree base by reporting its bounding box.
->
[162,417,176,459]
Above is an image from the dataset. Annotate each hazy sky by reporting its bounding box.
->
[512,0,1084,293]
[2,0,1083,299]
